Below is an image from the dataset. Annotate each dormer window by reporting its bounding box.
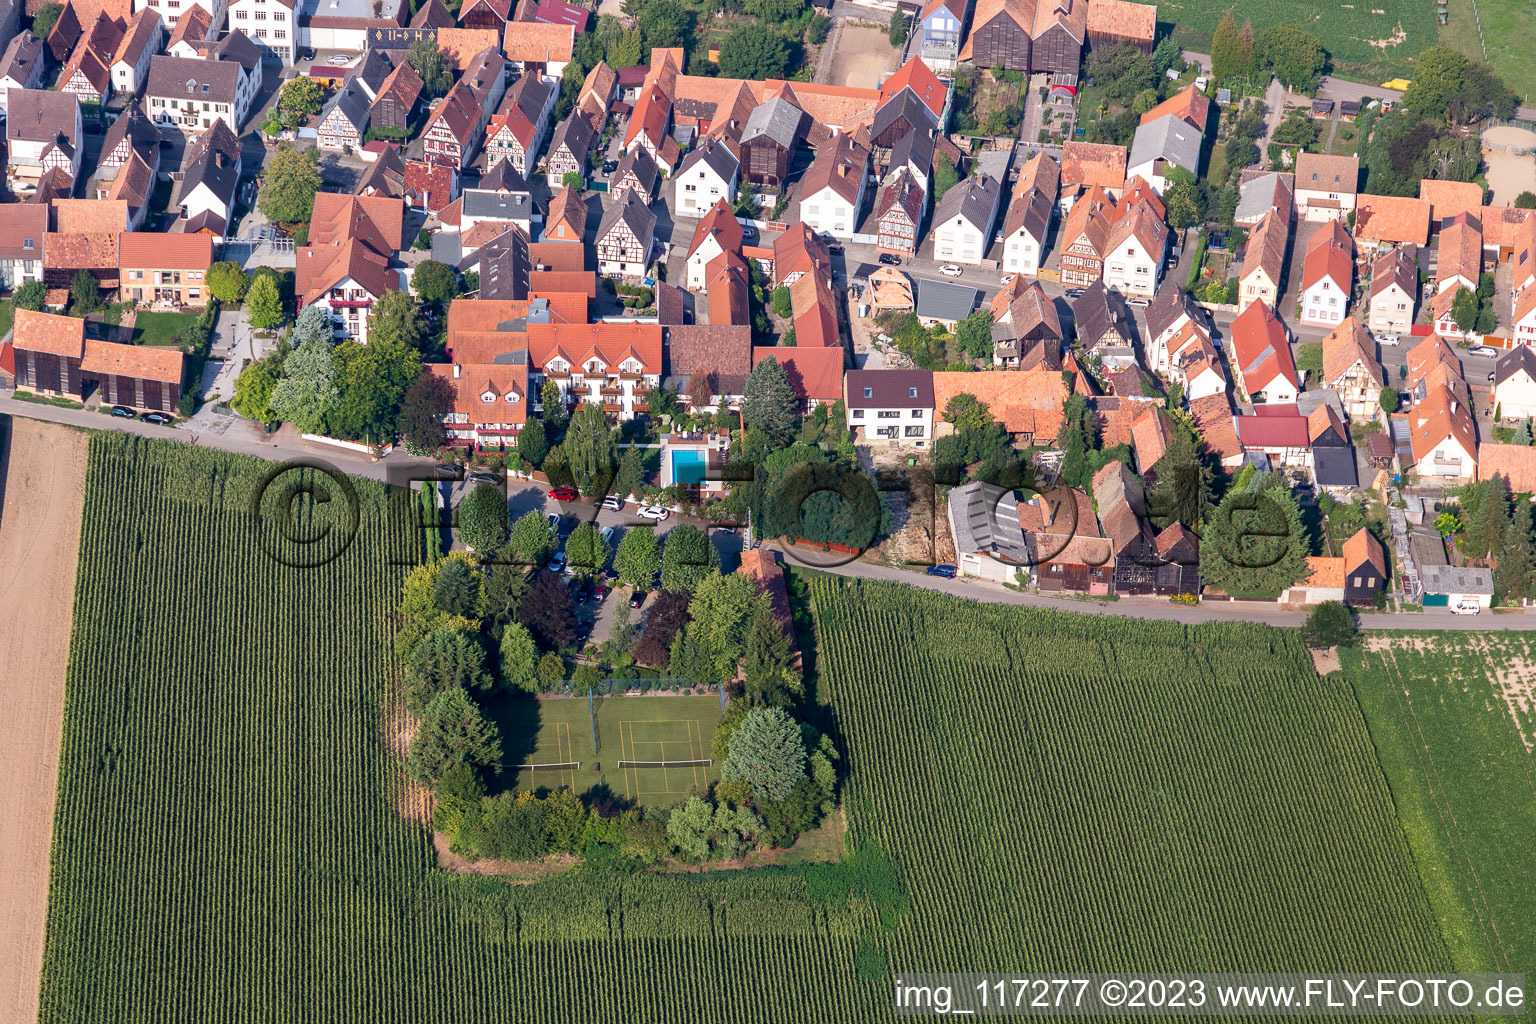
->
[480,390,496,403]
[505,392,519,403]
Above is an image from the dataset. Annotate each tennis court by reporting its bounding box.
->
[618,718,712,799]
[511,720,578,794]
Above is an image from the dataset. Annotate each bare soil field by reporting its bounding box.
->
[826,26,899,88]
[0,419,88,1024]
[1481,128,1536,206]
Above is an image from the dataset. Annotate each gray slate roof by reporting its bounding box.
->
[845,369,934,410]
[146,55,241,104]
[676,136,738,184]
[597,190,656,246]
[0,30,42,87]
[887,126,934,181]
[1494,345,1536,386]
[948,482,1027,562]
[741,96,804,150]
[323,78,372,132]
[1420,563,1495,596]
[933,173,1000,234]
[463,189,535,219]
[872,89,936,140]
[915,278,979,322]
[1234,171,1292,225]
[1128,113,1202,176]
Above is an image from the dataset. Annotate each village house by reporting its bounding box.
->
[1101,200,1167,297]
[6,88,83,186]
[773,223,831,288]
[1342,528,1387,607]
[484,74,555,177]
[932,173,1002,265]
[369,61,423,137]
[844,369,934,447]
[1071,280,1133,361]
[1299,219,1352,327]
[610,147,659,205]
[1408,383,1478,481]
[991,279,1062,369]
[295,194,406,345]
[1230,299,1298,405]
[595,191,656,279]
[799,133,870,240]
[754,345,844,412]
[403,159,459,216]
[1059,140,1126,207]
[0,205,46,292]
[0,32,45,116]
[223,0,297,64]
[674,136,740,219]
[144,55,252,136]
[162,6,212,59]
[118,231,213,306]
[999,151,1058,277]
[685,199,744,291]
[110,9,161,95]
[427,357,528,449]
[1057,184,1114,287]
[501,21,576,79]
[544,111,596,188]
[706,251,751,327]
[740,96,805,191]
[1236,406,1312,470]
[1239,207,1288,311]
[1025,483,1112,593]
[875,171,925,256]
[317,78,371,151]
[1367,246,1418,335]
[1493,346,1536,420]
[916,0,965,77]
[1353,193,1430,251]
[421,47,507,170]
[1308,402,1358,489]
[172,119,240,236]
[1234,170,1292,229]
[1126,113,1201,195]
[1320,317,1383,419]
[946,481,1028,583]
[1293,153,1359,223]
[11,306,183,410]
[1094,458,1166,595]
[1145,284,1206,374]
[542,186,587,245]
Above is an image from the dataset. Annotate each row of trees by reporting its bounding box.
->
[1211,14,1327,91]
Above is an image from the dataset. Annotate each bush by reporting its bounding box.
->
[1302,601,1359,650]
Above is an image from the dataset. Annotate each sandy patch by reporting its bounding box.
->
[0,419,88,1024]
[1310,647,1342,675]
[1489,655,1536,751]
[826,26,899,89]
[1481,147,1536,206]
[1366,22,1408,48]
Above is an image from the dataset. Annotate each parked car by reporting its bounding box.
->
[1377,333,1400,346]
[572,581,589,603]
[547,551,566,573]
[601,160,618,173]
[548,486,577,501]
[999,273,1015,286]
[1126,296,1150,307]
[878,253,902,266]
[715,526,737,535]
[1467,345,1494,357]
[599,525,617,546]
[939,264,963,277]
[1064,288,1084,299]
[926,564,958,578]
[629,589,648,608]
[110,405,136,418]
[636,505,670,520]
[595,582,611,602]
[557,517,576,539]
[546,512,560,532]
[1451,601,1482,615]
[140,411,173,425]
[467,472,501,486]
[599,495,624,511]
[433,463,464,481]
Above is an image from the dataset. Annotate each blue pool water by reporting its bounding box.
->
[671,449,706,485]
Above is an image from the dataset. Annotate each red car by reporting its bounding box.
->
[547,487,577,501]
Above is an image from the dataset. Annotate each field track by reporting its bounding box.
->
[0,420,88,1024]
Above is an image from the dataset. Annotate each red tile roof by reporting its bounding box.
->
[878,57,946,119]
[80,339,184,383]
[1230,300,1298,393]
[117,231,212,270]
[753,345,843,403]
[13,307,85,357]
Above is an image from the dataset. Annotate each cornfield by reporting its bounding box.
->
[37,436,1449,1023]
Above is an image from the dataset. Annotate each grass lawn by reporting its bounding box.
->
[0,298,12,339]
[1343,635,1536,974]
[1441,0,1536,103]
[484,692,725,807]
[131,310,200,346]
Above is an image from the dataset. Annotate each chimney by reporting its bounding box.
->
[453,364,461,378]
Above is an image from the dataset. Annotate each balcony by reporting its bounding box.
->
[602,402,624,414]
[618,371,643,381]
[600,386,623,397]
[633,402,649,413]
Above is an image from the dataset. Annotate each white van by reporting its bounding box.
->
[1450,601,1482,615]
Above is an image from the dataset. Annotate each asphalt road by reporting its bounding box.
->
[2,396,1532,631]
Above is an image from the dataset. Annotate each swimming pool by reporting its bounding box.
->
[670,448,706,485]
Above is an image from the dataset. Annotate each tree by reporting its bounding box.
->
[722,706,806,802]
[258,145,322,224]
[411,260,458,306]
[232,353,281,423]
[661,524,720,593]
[1163,180,1203,229]
[541,378,567,425]
[399,372,454,454]
[457,482,509,552]
[932,153,960,201]
[207,261,249,303]
[268,341,337,433]
[433,557,483,617]
[667,796,714,860]
[292,304,334,347]
[744,605,800,706]
[681,572,762,681]
[407,689,502,785]
[1403,45,1515,126]
[326,337,421,443]
[943,393,995,435]
[408,38,453,99]
[1256,24,1327,91]
[1057,392,1099,488]
[614,446,645,500]
[31,2,62,37]
[955,310,994,361]
[517,418,549,466]
[637,0,690,47]
[245,274,284,329]
[717,24,790,81]
[1085,43,1155,99]
[279,76,324,117]
[69,270,101,315]
[887,7,907,45]
[1516,418,1534,446]
[565,521,611,578]
[1199,484,1310,598]
[1237,18,1257,78]
[404,628,493,710]
[1210,9,1243,82]
[564,402,617,494]
[1379,386,1399,414]
[635,590,690,666]
[1302,601,1359,649]
[367,289,426,352]
[509,509,555,566]
[1271,109,1319,148]
[1516,192,1536,210]
[743,355,799,446]
[1495,501,1535,604]
[807,13,831,44]
[519,571,577,650]
[12,280,46,312]
[614,526,661,589]
[770,285,793,319]
[1451,286,1479,333]
[499,622,540,693]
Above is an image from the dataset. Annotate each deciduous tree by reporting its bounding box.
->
[207,261,249,303]
[268,341,338,433]
[498,622,540,693]
[457,482,509,552]
[412,260,459,306]
[1301,601,1359,649]
[510,508,556,565]
[399,372,453,454]
[408,37,453,99]
[660,524,720,593]
[246,274,284,329]
[717,23,790,81]
[614,525,661,588]
[259,145,322,224]
[519,571,578,650]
